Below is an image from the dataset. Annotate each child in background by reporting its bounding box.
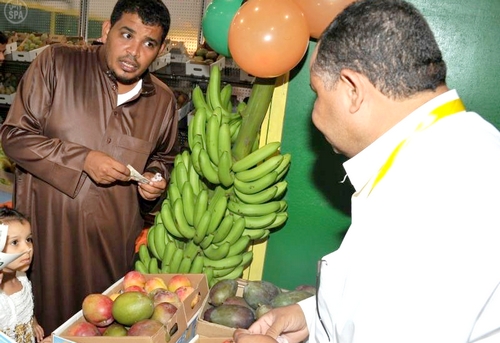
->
[0,207,45,343]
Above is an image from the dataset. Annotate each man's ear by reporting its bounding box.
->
[158,40,167,55]
[100,20,111,43]
[339,69,365,113]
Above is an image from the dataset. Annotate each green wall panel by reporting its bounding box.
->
[263,0,500,290]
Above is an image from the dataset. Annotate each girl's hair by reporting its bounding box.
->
[0,206,28,224]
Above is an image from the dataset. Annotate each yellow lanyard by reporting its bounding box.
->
[369,98,465,193]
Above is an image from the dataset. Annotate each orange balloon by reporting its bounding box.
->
[228,0,309,78]
[293,0,355,39]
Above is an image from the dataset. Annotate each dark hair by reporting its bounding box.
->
[312,0,446,99]
[0,31,8,45]
[0,207,28,224]
[110,0,170,43]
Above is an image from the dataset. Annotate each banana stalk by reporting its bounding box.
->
[231,77,277,161]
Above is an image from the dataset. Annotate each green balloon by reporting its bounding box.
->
[202,0,243,57]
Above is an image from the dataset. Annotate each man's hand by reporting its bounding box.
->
[234,305,309,343]
[83,151,130,184]
[138,172,166,201]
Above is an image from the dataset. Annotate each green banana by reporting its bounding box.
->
[183,240,200,260]
[194,189,209,227]
[199,148,220,184]
[208,66,225,112]
[167,182,181,207]
[274,153,291,176]
[135,260,148,274]
[274,180,288,199]
[153,222,167,258]
[220,83,233,111]
[173,198,196,239]
[243,228,268,240]
[192,85,211,113]
[222,112,241,125]
[161,241,177,269]
[233,171,279,195]
[227,199,282,217]
[227,235,251,257]
[218,265,244,280]
[188,161,201,196]
[147,225,160,259]
[138,244,151,266]
[191,141,204,176]
[181,149,191,171]
[204,266,214,287]
[236,101,247,114]
[193,210,211,245]
[212,214,234,244]
[264,212,288,230]
[181,181,195,226]
[229,119,242,143]
[206,115,220,166]
[218,122,232,159]
[148,257,160,274]
[154,211,163,226]
[160,201,184,239]
[207,191,228,234]
[223,216,245,245]
[213,265,238,278]
[200,233,214,250]
[203,241,231,260]
[190,107,207,150]
[175,159,189,190]
[234,185,278,204]
[244,212,277,229]
[161,264,171,273]
[240,250,253,268]
[190,254,204,273]
[232,141,281,173]
[218,150,234,188]
[178,256,193,273]
[203,253,244,269]
[235,154,283,182]
[169,248,184,273]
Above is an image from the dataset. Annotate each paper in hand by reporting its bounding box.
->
[0,223,25,271]
[127,164,151,184]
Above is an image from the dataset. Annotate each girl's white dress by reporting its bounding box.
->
[0,272,36,343]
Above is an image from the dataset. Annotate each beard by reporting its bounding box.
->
[109,69,142,86]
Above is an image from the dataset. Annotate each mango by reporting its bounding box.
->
[207,304,255,329]
[255,304,273,319]
[223,295,254,312]
[243,280,281,309]
[112,291,154,326]
[209,279,238,306]
[270,290,313,308]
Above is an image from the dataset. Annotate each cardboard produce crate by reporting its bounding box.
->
[53,273,209,343]
[12,44,49,62]
[149,53,172,72]
[185,57,225,78]
[188,335,233,343]
[196,279,248,338]
[0,92,16,105]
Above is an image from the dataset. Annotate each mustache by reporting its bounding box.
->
[120,54,139,66]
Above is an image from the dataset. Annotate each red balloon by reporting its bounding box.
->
[228,0,309,78]
[293,0,355,39]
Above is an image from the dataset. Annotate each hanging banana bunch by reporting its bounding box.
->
[136,67,290,287]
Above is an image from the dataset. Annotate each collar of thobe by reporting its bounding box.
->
[343,89,465,194]
[96,45,156,96]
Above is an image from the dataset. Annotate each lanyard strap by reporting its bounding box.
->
[369,98,465,193]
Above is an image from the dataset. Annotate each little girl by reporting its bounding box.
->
[0,207,45,343]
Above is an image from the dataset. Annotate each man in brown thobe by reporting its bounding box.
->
[0,0,178,334]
